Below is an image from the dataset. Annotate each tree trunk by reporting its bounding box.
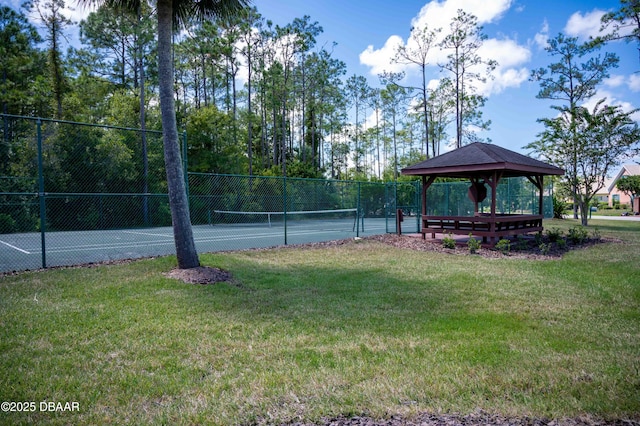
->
[578,200,589,226]
[157,0,200,269]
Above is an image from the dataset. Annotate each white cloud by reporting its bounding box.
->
[359,0,528,93]
[427,78,441,91]
[604,75,626,88]
[483,67,530,95]
[533,20,550,49]
[359,35,405,75]
[583,89,640,120]
[564,9,606,39]
[476,38,531,95]
[411,0,512,30]
[27,1,95,25]
[481,38,530,68]
[364,108,380,129]
[628,74,640,92]
[63,3,96,23]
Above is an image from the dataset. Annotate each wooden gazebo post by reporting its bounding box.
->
[485,171,503,244]
[421,175,437,217]
[525,175,546,215]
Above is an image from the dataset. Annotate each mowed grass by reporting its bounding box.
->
[0,219,639,425]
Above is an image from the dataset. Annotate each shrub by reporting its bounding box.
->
[539,242,551,255]
[545,227,563,242]
[515,235,529,251]
[552,195,566,219]
[534,232,543,246]
[557,238,567,249]
[568,225,588,244]
[467,234,481,254]
[442,234,456,249]
[495,238,511,254]
[591,227,601,241]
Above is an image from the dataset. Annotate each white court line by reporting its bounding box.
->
[0,239,31,254]
[122,230,174,238]
[33,229,355,254]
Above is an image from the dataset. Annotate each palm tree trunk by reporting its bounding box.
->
[157,0,200,269]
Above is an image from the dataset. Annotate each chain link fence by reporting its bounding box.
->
[425,179,554,217]
[1,114,552,272]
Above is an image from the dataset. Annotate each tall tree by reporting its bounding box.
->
[530,32,619,219]
[0,6,45,116]
[365,87,383,178]
[425,78,454,157]
[529,100,639,225]
[394,25,440,158]
[80,0,250,269]
[238,7,262,176]
[300,49,345,174]
[439,9,496,148]
[379,71,408,181]
[345,74,369,173]
[595,0,640,64]
[617,175,640,211]
[81,4,136,88]
[32,0,73,119]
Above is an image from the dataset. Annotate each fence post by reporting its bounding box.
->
[356,181,361,237]
[36,119,46,269]
[142,128,149,227]
[415,180,421,233]
[182,130,189,198]
[283,175,288,245]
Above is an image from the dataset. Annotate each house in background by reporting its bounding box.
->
[594,164,640,212]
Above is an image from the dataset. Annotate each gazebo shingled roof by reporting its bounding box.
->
[401,142,564,178]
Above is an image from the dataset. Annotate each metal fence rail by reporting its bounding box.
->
[1,114,553,272]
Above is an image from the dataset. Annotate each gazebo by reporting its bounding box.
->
[401,142,564,244]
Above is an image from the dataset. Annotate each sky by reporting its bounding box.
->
[251,0,639,158]
[8,0,639,159]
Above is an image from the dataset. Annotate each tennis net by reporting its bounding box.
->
[212,208,361,232]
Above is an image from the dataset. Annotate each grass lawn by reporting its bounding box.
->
[591,209,636,217]
[1,218,639,425]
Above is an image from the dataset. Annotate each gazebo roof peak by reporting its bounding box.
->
[401,142,564,178]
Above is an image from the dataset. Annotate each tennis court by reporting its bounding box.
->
[0,216,389,273]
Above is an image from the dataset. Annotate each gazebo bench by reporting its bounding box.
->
[421,214,543,241]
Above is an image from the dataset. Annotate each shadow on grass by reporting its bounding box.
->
[182,251,529,346]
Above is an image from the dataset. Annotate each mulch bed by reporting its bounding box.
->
[362,233,610,260]
[162,232,616,285]
[288,410,639,426]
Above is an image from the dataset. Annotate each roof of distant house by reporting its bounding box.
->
[605,164,640,193]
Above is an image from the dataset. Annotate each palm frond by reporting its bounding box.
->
[174,0,250,27]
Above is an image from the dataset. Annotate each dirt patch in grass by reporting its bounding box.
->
[164,265,232,284]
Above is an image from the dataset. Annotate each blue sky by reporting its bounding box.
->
[253,0,639,157]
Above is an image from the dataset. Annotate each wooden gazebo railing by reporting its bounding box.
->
[421,214,543,241]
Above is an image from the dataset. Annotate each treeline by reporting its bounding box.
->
[1,2,498,182]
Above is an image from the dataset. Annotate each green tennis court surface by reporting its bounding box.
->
[0,218,389,273]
